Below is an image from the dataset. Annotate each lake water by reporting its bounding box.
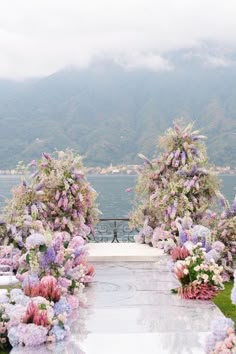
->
[0,174,235,218]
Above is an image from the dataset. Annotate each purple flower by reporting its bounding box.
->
[42,152,51,160]
[35,183,44,192]
[74,246,83,257]
[22,274,39,288]
[40,247,56,267]
[181,151,186,165]
[54,297,72,316]
[28,160,36,167]
[179,229,188,245]
[26,233,45,249]
[125,188,133,193]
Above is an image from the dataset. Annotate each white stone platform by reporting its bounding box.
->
[87,242,164,262]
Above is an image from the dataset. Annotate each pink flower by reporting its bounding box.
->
[224,337,233,349]
[66,295,79,310]
[68,236,84,249]
[171,246,190,261]
[24,276,61,302]
[174,264,188,281]
[58,277,72,288]
[79,260,95,276]
[178,283,218,300]
[22,302,49,327]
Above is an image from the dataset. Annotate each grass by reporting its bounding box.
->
[213,281,236,323]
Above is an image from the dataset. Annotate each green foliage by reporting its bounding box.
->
[213,282,236,324]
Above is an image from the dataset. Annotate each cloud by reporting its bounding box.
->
[0,0,236,79]
[204,55,235,68]
[115,52,172,71]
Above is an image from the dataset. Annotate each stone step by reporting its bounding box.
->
[87,243,164,262]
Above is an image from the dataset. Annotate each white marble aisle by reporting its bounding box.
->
[10,247,224,354]
[71,256,223,354]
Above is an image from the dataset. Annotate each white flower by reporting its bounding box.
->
[202,274,209,283]
[183,269,189,275]
[194,265,200,272]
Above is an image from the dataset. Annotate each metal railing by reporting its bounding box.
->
[0,219,138,244]
[92,218,137,243]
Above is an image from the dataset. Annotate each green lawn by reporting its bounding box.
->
[213,282,236,323]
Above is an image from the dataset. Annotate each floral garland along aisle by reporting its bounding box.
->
[0,150,99,350]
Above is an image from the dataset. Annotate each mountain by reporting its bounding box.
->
[0,58,235,169]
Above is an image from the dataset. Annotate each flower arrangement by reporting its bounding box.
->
[0,150,97,348]
[173,244,223,300]
[17,230,93,297]
[0,236,93,348]
[0,286,72,347]
[4,150,99,248]
[130,121,220,247]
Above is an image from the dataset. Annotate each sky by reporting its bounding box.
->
[0,0,236,79]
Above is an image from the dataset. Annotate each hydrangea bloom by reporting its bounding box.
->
[17,323,48,346]
[54,297,72,316]
[49,325,68,342]
[206,317,235,353]
[26,233,45,249]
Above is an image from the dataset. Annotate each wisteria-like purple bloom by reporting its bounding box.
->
[42,152,51,160]
[35,183,44,192]
[179,229,188,245]
[189,164,197,177]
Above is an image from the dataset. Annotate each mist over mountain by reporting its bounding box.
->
[0,56,235,169]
